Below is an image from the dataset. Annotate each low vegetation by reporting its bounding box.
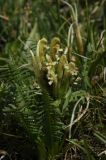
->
[0,0,106,159]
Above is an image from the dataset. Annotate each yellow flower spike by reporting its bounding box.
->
[46,54,52,64]
[64,64,70,78]
[57,54,68,80]
[60,54,68,66]
[36,38,48,68]
[50,37,61,60]
[68,62,78,76]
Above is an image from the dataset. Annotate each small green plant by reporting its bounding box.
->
[31,37,78,99]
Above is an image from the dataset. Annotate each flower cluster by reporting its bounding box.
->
[33,37,78,98]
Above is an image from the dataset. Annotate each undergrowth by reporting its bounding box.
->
[0,0,106,160]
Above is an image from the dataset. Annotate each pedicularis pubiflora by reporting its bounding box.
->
[32,37,78,99]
